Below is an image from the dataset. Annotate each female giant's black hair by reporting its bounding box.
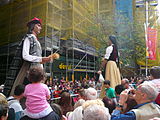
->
[109,35,118,55]
[27,23,35,34]
[109,35,119,66]
[109,35,118,50]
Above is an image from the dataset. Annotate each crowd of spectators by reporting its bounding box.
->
[0,66,159,120]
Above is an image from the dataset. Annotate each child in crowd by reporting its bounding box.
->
[22,66,59,120]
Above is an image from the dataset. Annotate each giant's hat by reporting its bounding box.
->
[27,17,42,27]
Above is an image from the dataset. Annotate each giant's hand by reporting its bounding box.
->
[48,53,60,60]
[41,57,51,64]
[99,59,107,71]
[97,70,102,74]
[40,53,60,64]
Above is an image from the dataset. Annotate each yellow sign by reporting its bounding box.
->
[59,63,72,70]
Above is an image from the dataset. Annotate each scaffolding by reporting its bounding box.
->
[0,0,115,83]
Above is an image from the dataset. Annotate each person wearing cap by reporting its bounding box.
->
[23,17,51,67]
[98,35,121,99]
[3,17,53,98]
[9,17,51,95]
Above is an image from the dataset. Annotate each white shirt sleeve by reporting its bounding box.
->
[10,102,23,112]
[104,45,113,59]
[22,36,42,62]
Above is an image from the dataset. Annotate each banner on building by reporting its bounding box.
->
[146,27,157,60]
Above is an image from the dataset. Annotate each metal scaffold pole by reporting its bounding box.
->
[72,0,75,82]
[145,0,149,77]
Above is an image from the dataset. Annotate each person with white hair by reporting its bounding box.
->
[82,99,104,110]
[84,87,97,100]
[111,81,160,120]
[68,87,98,120]
[83,104,110,120]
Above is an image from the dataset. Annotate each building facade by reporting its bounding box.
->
[0,0,102,84]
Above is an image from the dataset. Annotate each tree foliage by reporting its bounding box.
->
[87,12,146,76]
